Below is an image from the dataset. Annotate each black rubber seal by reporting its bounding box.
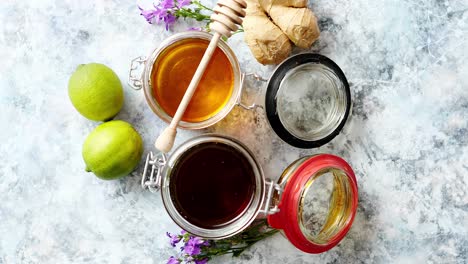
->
[265,53,351,149]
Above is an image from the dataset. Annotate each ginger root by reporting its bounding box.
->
[243,0,292,65]
[243,0,320,64]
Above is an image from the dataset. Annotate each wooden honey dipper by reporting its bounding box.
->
[155,0,247,153]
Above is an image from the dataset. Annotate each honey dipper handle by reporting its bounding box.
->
[155,33,222,153]
[155,0,247,153]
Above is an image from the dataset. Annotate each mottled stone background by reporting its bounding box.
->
[1,0,467,263]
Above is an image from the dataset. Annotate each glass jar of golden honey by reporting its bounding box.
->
[129,31,243,129]
[141,134,358,254]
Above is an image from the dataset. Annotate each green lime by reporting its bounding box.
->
[83,120,143,180]
[68,63,124,121]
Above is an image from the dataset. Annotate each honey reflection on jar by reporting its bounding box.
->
[151,38,234,123]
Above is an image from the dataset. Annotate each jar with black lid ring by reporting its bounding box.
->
[264,53,352,148]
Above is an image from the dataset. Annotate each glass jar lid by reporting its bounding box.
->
[267,154,358,253]
[265,54,351,148]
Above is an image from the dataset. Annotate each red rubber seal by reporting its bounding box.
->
[267,154,358,254]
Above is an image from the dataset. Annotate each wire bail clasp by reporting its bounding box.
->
[141,151,167,193]
[128,56,147,90]
[237,72,267,110]
[259,179,283,215]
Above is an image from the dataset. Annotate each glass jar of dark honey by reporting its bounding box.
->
[142,134,358,254]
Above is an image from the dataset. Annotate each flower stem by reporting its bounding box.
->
[175,8,211,22]
[191,0,213,11]
[208,220,279,258]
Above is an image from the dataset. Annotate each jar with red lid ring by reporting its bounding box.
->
[141,134,358,254]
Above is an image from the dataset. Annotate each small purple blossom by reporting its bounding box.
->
[194,259,208,264]
[167,256,181,264]
[139,0,177,30]
[177,0,191,8]
[163,13,177,30]
[166,232,182,247]
[201,240,210,246]
[187,236,205,247]
[183,244,201,255]
[182,236,206,256]
[139,6,162,24]
[159,0,175,9]
[166,230,199,263]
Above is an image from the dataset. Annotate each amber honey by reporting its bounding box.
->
[151,38,234,123]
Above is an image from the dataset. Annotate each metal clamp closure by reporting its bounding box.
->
[141,151,167,193]
[237,73,267,110]
[259,179,283,215]
[243,72,268,82]
[128,56,147,90]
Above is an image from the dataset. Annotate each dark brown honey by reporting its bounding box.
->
[169,142,255,229]
[151,38,234,123]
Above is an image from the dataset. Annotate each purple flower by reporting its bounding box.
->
[181,230,187,234]
[167,256,180,264]
[166,232,182,247]
[182,236,206,256]
[163,13,177,30]
[183,244,201,255]
[139,0,177,30]
[194,258,208,264]
[201,240,210,246]
[187,236,206,247]
[177,0,191,8]
[159,0,175,9]
[139,6,161,24]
